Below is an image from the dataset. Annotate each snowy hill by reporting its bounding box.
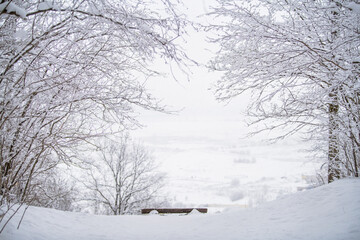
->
[2,179,360,240]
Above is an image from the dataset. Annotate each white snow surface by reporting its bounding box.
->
[347,2,360,14]
[149,210,159,215]
[2,179,360,240]
[0,2,27,18]
[38,2,52,11]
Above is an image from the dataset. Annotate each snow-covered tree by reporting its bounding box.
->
[81,136,164,215]
[208,0,360,182]
[27,166,77,212]
[0,0,187,212]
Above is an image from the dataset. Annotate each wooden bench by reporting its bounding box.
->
[141,208,208,214]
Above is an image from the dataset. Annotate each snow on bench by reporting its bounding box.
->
[141,208,208,214]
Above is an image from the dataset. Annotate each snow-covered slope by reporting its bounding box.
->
[2,179,360,240]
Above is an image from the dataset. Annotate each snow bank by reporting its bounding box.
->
[149,210,159,215]
[188,208,201,215]
[1,179,360,240]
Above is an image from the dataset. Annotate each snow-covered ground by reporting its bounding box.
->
[133,114,319,212]
[2,178,359,240]
[151,137,317,211]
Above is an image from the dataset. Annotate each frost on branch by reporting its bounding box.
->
[38,2,54,11]
[0,0,188,226]
[0,2,27,18]
[208,0,360,182]
[79,136,164,215]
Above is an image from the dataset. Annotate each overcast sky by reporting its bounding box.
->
[133,0,259,143]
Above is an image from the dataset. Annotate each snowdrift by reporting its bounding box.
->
[2,179,360,240]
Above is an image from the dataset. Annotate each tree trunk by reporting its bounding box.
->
[328,99,340,183]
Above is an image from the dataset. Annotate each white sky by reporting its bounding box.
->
[132,0,318,208]
[134,0,247,133]
[133,0,273,146]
